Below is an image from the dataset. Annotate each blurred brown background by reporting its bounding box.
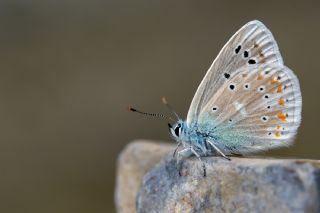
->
[0,0,319,212]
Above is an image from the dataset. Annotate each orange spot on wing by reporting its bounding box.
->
[275,131,281,138]
[276,125,281,130]
[271,77,278,84]
[257,73,264,80]
[277,85,283,93]
[279,98,285,106]
[277,112,286,122]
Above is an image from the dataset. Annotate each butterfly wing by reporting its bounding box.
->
[196,65,301,154]
[187,20,284,124]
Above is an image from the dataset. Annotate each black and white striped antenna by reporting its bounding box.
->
[128,106,175,122]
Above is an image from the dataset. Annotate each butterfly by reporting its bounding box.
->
[130,20,302,177]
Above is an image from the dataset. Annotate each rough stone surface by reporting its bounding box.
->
[115,140,174,213]
[116,141,320,213]
[135,143,320,213]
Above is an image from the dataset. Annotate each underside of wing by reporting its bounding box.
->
[187,20,283,125]
[196,66,302,155]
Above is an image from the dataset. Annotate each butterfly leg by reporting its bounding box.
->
[173,141,182,158]
[176,147,191,164]
[190,147,206,177]
[207,140,231,161]
[176,147,192,176]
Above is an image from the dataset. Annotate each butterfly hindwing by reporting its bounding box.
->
[187,20,284,125]
[196,65,301,154]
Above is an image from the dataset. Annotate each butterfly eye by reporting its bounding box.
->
[174,126,180,137]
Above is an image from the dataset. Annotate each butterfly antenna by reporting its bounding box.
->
[161,97,181,120]
[127,106,175,122]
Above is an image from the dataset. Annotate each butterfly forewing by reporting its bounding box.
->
[187,20,284,124]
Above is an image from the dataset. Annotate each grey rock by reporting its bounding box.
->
[115,140,174,213]
[135,144,320,213]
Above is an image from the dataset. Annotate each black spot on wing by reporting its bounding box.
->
[224,73,230,79]
[248,59,256,64]
[229,84,235,90]
[235,45,241,54]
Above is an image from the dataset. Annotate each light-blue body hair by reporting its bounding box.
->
[169,114,257,157]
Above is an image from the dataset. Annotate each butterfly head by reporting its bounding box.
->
[168,121,184,139]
